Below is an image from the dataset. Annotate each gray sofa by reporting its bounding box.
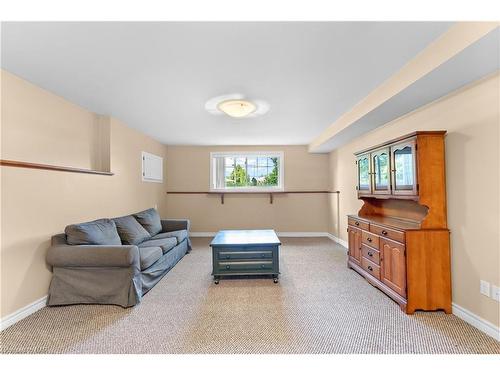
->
[46,208,191,307]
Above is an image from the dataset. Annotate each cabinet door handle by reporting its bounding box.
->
[367,266,373,271]
[382,230,388,235]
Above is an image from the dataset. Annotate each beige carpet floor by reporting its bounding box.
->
[1,237,499,354]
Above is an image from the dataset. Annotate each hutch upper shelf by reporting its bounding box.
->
[355,131,446,200]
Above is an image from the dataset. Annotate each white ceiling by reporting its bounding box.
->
[1,22,453,146]
[313,27,500,152]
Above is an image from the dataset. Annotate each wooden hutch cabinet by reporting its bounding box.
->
[347,131,451,314]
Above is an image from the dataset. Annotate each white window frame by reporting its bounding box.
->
[210,151,284,192]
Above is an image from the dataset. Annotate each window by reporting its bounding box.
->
[142,151,163,183]
[210,151,284,192]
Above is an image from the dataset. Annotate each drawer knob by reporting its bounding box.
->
[368,252,373,257]
[382,230,388,235]
[261,254,265,258]
[226,255,230,259]
[225,265,230,269]
[367,266,373,271]
[355,221,359,226]
[261,264,265,268]
[367,237,372,242]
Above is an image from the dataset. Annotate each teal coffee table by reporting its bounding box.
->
[210,230,281,284]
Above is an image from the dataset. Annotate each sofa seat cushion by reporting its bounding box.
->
[139,246,163,270]
[113,215,151,245]
[65,219,121,246]
[139,237,177,254]
[152,230,188,244]
[133,208,162,236]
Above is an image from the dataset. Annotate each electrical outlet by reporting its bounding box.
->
[480,280,491,297]
[491,285,500,302]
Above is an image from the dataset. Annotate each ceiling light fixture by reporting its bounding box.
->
[205,93,269,119]
[217,99,256,118]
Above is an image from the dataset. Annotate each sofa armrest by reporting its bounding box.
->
[47,244,140,268]
[161,219,190,233]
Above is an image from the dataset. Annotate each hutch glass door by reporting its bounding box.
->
[357,153,371,194]
[391,140,417,195]
[372,148,391,195]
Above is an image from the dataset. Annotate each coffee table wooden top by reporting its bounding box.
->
[210,230,281,247]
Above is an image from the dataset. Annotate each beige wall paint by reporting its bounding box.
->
[328,73,500,326]
[1,70,168,318]
[165,146,330,232]
[1,71,104,170]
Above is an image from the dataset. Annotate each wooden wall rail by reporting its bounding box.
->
[167,190,340,204]
[0,159,114,176]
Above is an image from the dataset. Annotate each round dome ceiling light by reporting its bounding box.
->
[205,93,270,119]
[217,99,256,118]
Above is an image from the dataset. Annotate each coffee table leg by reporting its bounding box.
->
[214,276,220,285]
[273,275,279,283]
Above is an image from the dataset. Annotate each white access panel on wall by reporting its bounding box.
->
[142,151,163,183]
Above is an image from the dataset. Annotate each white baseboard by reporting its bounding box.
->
[1,295,48,331]
[326,233,349,248]
[452,303,500,341]
[191,231,346,242]
[277,232,331,237]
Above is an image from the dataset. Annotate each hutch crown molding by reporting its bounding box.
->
[347,131,451,314]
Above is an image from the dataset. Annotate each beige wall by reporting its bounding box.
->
[1,70,168,318]
[165,146,330,232]
[328,73,500,326]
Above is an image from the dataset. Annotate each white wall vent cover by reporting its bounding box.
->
[142,152,163,183]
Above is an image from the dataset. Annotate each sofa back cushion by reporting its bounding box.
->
[113,215,151,245]
[65,219,121,246]
[133,208,162,236]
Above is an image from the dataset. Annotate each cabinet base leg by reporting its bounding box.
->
[403,304,412,314]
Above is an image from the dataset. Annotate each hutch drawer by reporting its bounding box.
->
[361,244,380,264]
[362,230,379,249]
[348,217,369,231]
[361,256,380,280]
[370,223,405,243]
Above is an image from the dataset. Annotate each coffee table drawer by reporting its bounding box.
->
[217,250,273,260]
[216,261,274,273]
